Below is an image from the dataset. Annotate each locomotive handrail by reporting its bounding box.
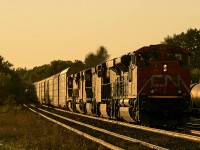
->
[111,80,129,98]
[179,76,192,108]
[137,77,152,121]
[179,76,191,94]
[138,77,152,96]
[85,87,93,88]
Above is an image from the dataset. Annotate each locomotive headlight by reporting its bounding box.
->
[177,90,182,94]
[150,89,155,94]
[163,64,168,72]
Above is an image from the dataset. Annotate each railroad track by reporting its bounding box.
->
[187,123,200,129]
[186,117,200,137]
[24,104,200,149]
[42,104,200,141]
[189,130,200,136]
[24,104,165,150]
[187,117,200,130]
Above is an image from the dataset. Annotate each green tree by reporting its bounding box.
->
[97,46,110,63]
[0,55,23,102]
[31,64,50,82]
[0,56,13,74]
[162,28,200,69]
[85,46,110,68]
[18,46,109,85]
[0,73,12,99]
[84,53,96,68]
[47,60,73,77]
[68,60,85,75]
[24,60,85,83]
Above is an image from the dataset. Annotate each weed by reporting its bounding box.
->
[0,101,104,150]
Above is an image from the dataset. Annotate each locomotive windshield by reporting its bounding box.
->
[166,52,188,66]
[137,52,160,65]
[166,53,184,61]
[138,52,160,61]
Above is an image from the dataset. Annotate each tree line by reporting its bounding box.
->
[0,28,200,102]
[0,46,109,103]
[0,56,23,102]
[162,28,200,82]
[17,46,109,84]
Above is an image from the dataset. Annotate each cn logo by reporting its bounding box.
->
[151,75,180,87]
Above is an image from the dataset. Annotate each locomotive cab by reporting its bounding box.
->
[135,45,191,127]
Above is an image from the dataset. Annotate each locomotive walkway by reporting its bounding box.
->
[24,104,200,150]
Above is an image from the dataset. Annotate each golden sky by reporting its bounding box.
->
[0,0,200,69]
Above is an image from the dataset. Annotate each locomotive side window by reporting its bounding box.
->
[68,77,73,88]
[138,52,160,61]
[131,55,135,64]
[85,72,92,87]
[149,52,160,61]
[75,74,80,88]
[85,74,91,81]
[128,66,132,82]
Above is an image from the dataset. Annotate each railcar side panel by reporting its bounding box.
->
[48,77,54,105]
[53,74,59,107]
[59,68,69,108]
[44,79,49,105]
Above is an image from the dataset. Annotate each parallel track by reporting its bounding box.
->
[187,117,200,130]
[43,105,200,142]
[25,104,166,150]
[23,104,121,150]
[26,104,200,149]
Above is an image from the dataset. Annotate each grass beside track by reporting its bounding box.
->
[0,100,107,150]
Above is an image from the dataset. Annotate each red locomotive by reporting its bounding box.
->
[32,44,191,128]
[134,44,191,127]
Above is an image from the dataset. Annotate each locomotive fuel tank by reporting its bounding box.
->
[191,83,200,108]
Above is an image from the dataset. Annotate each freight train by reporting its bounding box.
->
[191,83,200,115]
[31,44,191,128]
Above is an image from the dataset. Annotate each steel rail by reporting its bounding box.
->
[24,104,123,150]
[41,105,200,143]
[32,105,167,150]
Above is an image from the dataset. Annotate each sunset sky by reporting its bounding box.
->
[0,0,200,69]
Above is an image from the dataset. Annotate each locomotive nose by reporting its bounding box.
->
[150,61,179,75]
[150,61,181,96]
